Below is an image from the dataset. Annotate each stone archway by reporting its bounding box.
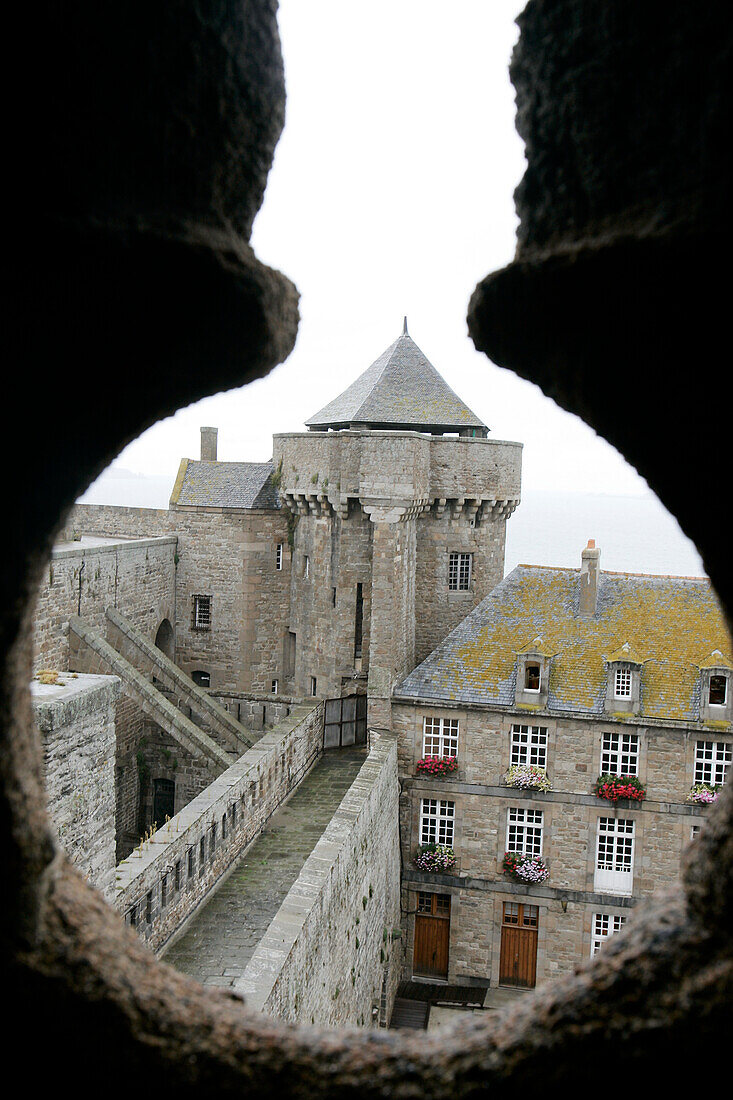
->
[154,618,175,662]
[4,1,731,1095]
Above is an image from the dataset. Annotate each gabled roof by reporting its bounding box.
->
[305,323,488,433]
[395,565,731,723]
[169,460,279,510]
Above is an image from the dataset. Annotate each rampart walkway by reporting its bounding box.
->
[160,748,368,988]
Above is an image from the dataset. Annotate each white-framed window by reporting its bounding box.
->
[506,807,543,857]
[708,674,727,705]
[614,667,632,698]
[591,912,627,956]
[524,664,541,692]
[690,825,701,841]
[594,817,635,895]
[448,552,472,591]
[191,594,211,631]
[271,678,279,695]
[276,543,283,570]
[510,724,548,770]
[422,716,459,759]
[694,740,731,786]
[419,798,455,846]
[601,731,639,776]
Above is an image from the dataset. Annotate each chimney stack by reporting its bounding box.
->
[579,539,600,616]
[200,426,218,461]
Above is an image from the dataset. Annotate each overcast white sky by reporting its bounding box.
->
[104,1,649,499]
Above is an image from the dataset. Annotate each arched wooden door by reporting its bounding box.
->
[499,901,539,988]
[413,892,451,979]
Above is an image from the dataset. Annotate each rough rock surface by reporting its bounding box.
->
[4,0,731,1094]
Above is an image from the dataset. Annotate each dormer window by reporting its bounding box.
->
[614,667,632,699]
[525,664,541,692]
[709,675,727,706]
[605,643,643,715]
[515,638,553,707]
[696,652,733,722]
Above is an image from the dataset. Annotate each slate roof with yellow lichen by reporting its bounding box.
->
[396,565,733,723]
[305,326,488,433]
[169,460,279,510]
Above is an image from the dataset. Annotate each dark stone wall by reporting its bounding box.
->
[4,1,731,1095]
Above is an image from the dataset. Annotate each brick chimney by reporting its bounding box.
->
[579,539,601,616]
[200,426,218,461]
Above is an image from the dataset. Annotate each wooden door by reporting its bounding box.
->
[413,892,451,979]
[499,902,539,988]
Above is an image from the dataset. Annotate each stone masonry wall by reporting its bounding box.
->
[171,508,290,694]
[32,672,120,901]
[57,503,292,695]
[115,703,324,953]
[393,699,720,985]
[414,508,508,667]
[236,730,402,1029]
[33,534,177,671]
[288,506,373,699]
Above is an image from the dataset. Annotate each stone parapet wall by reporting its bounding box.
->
[33,532,177,671]
[235,730,402,1029]
[59,504,172,541]
[32,673,120,901]
[273,430,521,516]
[115,703,324,952]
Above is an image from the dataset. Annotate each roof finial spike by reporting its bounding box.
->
[402,316,408,337]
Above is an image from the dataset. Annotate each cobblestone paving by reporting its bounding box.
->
[160,747,367,988]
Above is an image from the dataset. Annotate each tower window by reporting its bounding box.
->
[354,583,364,660]
[448,552,472,591]
[276,543,283,570]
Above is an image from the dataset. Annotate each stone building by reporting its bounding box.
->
[37,323,522,862]
[393,540,732,989]
[32,323,731,999]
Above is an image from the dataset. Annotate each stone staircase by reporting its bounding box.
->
[104,607,255,754]
[69,615,237,775]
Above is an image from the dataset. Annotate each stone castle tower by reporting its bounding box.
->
[271,321,522,727]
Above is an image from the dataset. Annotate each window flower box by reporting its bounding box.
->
[502,851,549,883]
[687,783,720,804]
[414,844,456,873]
[504,764,552,792]
[593,774,646,802]
[415,756,458,778]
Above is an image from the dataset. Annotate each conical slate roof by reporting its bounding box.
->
[305,322,488,434]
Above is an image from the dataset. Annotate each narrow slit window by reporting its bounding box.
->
[354,582,364,660]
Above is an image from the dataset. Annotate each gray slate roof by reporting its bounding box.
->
[395,564,728,723]
[170,460,279,510]
[305,328,488,432]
